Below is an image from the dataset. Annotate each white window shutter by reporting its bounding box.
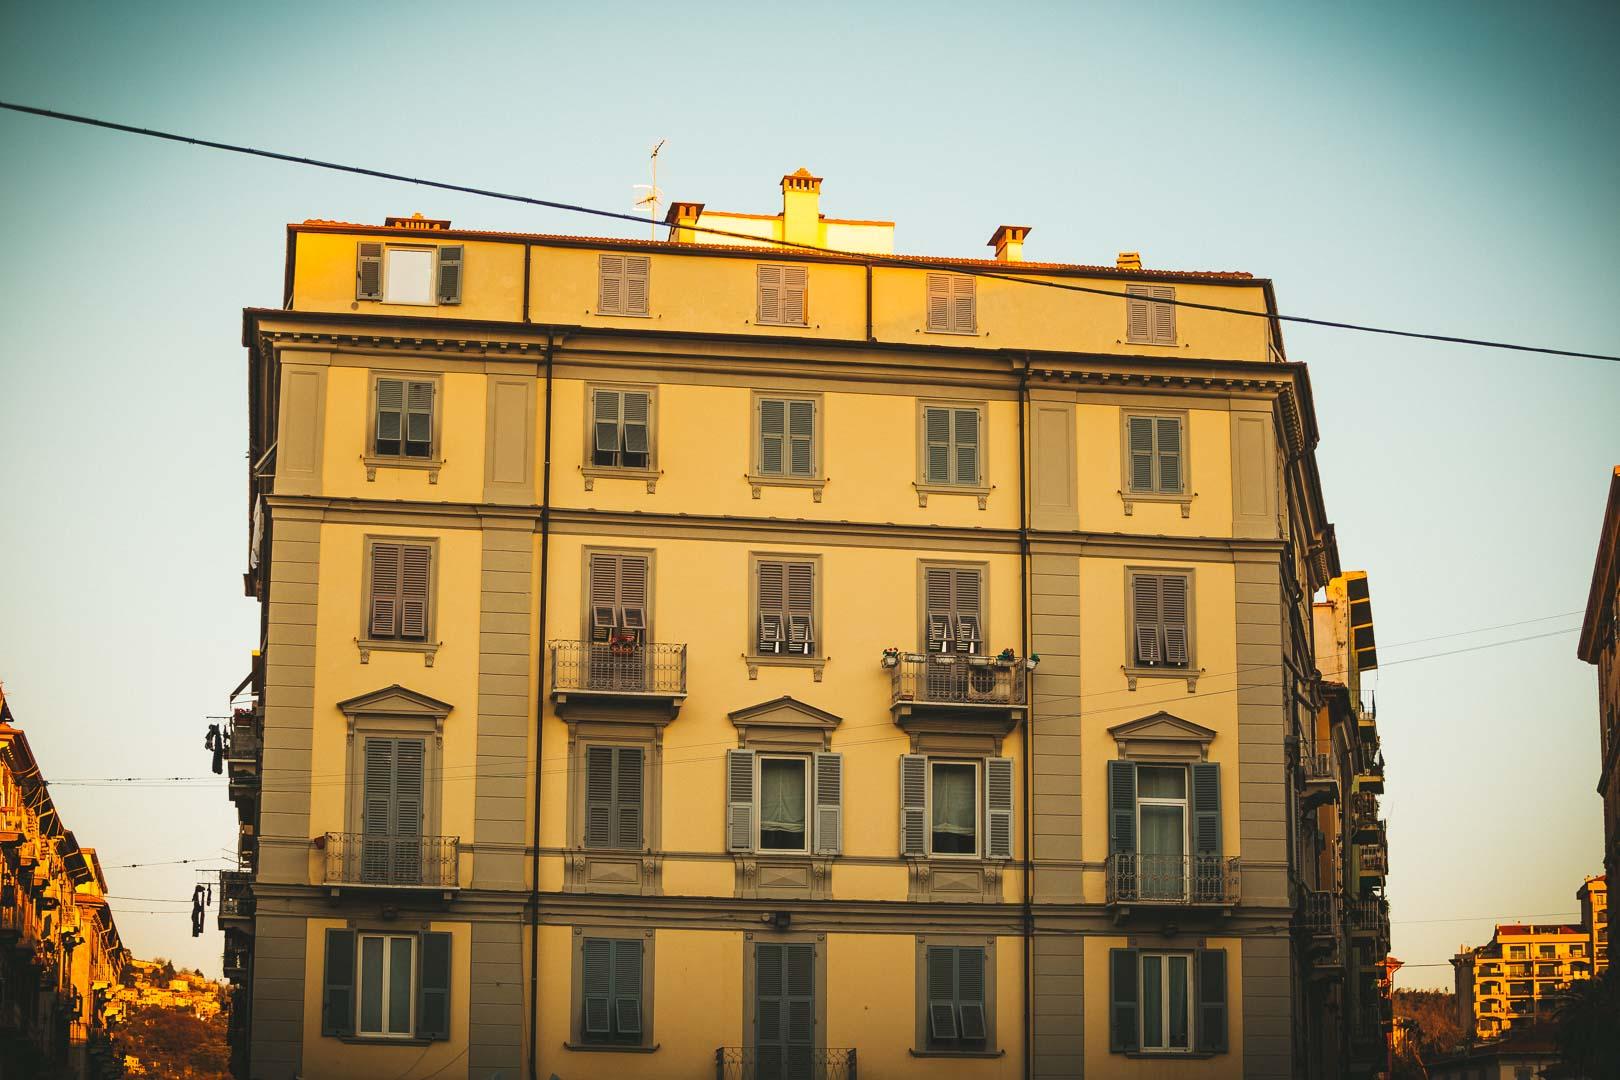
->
[952,276,976,332]
[1150,285,1176,343]
[726,748,756,853]
[926,274,950,331]
[624,256,650,316]
[813,752,843,855]
[781,265,807,325]
[1126,287,1151,343]
[757,265,782,324]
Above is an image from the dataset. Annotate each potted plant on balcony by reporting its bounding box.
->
[995,647,1016,665]
[608,631,638,658]
[880,647,901,669]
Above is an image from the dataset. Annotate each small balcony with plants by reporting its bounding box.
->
[550,638,687,720]
[887,646,1032,732]
[1355,739,1385,794]
[1350,791,1380,842]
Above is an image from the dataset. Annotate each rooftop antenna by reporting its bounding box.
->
[633,138,666,241]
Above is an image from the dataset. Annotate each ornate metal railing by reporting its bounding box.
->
[890,653,1028,708]
[550,641,687,696]
[1347,897,1389,938]
[1350,791,1379,829]
[1301,752,1336,782]
[715,1047,857,1080]
[1359,840,1389,876]
[321,832,459,888]
[1105,853,1240,905]
[1304,890,1342,935]
[218,870,254,921]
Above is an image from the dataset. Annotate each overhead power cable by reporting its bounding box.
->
[2,99,1617,363]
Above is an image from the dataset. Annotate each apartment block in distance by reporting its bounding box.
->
[226,168,1353,1079]
[1579,465,1620,935]
[1451,892,1603,1041]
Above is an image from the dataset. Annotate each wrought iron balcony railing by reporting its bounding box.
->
[1359,840,1389,877]
[550,641,687,697]
[1347,897,1389,938]
[1304,890,1342,936]
[890,653,1028,709]
[1105,853,1240,905]
[320,832,459,889]
[1301,752,1336,783]
[715,1047,857,1080]
[218,870,253,922]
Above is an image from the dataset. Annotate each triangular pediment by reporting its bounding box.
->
[727,695,841,731]
[336,684,454,720]
[1109,711,1216,761]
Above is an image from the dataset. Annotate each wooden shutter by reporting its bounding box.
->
[985,757,1014,859]
[1127,416,1155,492]
[787,399,815,477]
[621,392,650,458]
[581,938,612,1036]
[780,265,807,325]
[926,946,958,1040]
[588,553,647,638]
[404,381,434,458]
[1132,574,1162,664]
[726,748,755,853]
[785,562,815,654]
[757,265,782,324]
[953,568,982,653]
[756,943,815,1069]
[361,739,395,882]
[952,275,976,332]
[623,256,650,316]
[1155,417,1182,493]
[759,399,786,475]
[1191,762,1221,856]
[900,754,927,856]
[1161,575,1189,666]
[1110,948,1140,1052]
[757,561,786,652]
[952,407,980,484]
[593,390,623,460]
[957,947,987,1041]
[926,273,950,330]
[416,932,451,1040]
[356,243,383,300]
[925,567,953,652]
[1149,285,1176,343]
[584,745,613,848]
[813,751,842,855]
[322,929,356,1036]
[614,938,644,1037]
[376,379,405,456]
[1107,760,1137,855]
[1196,949,1227,1052]
[783,944,815,1054]
[435,245,463,304]
[369,542,402,638]
[399,544,431,640]
[392,739,425,883]
[924,406,951,484]
[619,556,647,636]
[616,747,644,848]
[598,255,624,314]
[1126,287,1151,343]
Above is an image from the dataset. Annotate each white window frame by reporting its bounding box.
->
[1138,951,1194,1053]
[357,932,417,1039]
[383,247,437,306]
[1136,765,1190,898]
[756,753,810,854]
[927,759,982,860]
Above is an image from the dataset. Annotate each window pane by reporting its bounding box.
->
[1169,956,1189,1049]
[1140,805,1186,900]
[1141,954,1162,1049]
[389,937,413,1034]
[383,249,435,305]
[1137,766,1185,799]
[759,758,807,851]
[931,763,977,855]
[360,936,383,1034]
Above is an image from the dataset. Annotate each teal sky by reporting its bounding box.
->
[1,1,1616,985]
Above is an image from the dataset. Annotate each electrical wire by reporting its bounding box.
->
[3,99,1618,363]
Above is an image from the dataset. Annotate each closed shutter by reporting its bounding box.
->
[926,274,975,332]
[985,757,1014,860]
[1149,285,1176,343]
[582,938,612,1036]
[376,379,405,456]
[356,243,383,300]
[588,554,648,640]
[399,545,431,640]
[392,739,425,884]
[1190,762,1221,856]
[614,939,644,1037]
[926,946,958,1040]
[435,245,463,304]
[953,568,982,653]
[726,748,756,853]
[584,745,614,848]
[813,751,842,855]
[616,747,644,848]
[322,929,356,1036]
[957,947,987,1041]
[1132,574,1162,664]
[1196,949,1227,1052]
[1155,417,1182,493]
[1108,760,1137,855]
[759,399,786,475]
[924,406,951,484]
[757,265,782,324]
[952,407,980,484]
[369,543,402,638]
[623,256,650,316]
[1110,948,1140,1052]
[926,273,951,331]
[1127,416,1155,492]
[362,739,395,882]
[1161,575,1189,666]
[780,265,807,325]
[1126,288,1151,343]
[416,932,451,1040]
[598,255,624,314]
[787,399,815,477]
[900,754,927,856]
[756,943,814,1074]
[952,276,976,333]
[404,382,434,458]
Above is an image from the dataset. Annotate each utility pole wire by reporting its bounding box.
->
[3,99,1618,363]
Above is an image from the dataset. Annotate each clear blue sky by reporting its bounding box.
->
[1,1,1616,985]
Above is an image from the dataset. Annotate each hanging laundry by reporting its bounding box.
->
[204,724,224,775]
[190,884,207,937]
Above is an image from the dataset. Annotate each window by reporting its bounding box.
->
[926,274,976,334]
[583,746,643,850]
[580,938,644,1045]
[1107,760,1224,902]
[755,397,817,479]
[366,541,433,643]
[374,378,435,460]
[1109,948,1226,1054]
[1573,944,1585,956]
[926,946,987,1050]
[899,755,1014,860]
[1135,766,1189,900]
[755,559,816,656]
[724,748,842,856]
[356,243,462,305]
[921,404,982,487]
[1540,945,1556,958]
[753,941,816,1069]
[1129,571,1191,669]
[1125,414,1184,494]
[757,264,807,326]
[321,928,450,1041]
[590,388,652,470]
[1126,285,1176,345]
[586,552,650,688]
[361,737,425,885]
[1510,946,1527,959]
[923,565,983,654]
[598,255,649,316]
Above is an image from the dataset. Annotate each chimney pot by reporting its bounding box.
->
[780,168,823,246]
[1117,251,1142,270]
[988,225,1031,263]
[664,201,705,244]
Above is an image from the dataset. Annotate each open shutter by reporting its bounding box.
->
[953,568,982,653]
[757,265,782,324]
[1191,762,1221,856]
[619,555,648,638]
[1110,948,1140,1052]
[952,408,980,484]
[399,544,431,641]
[1132,574,1163,664]
[925,567,954,652]
[759,399,786,475]
[813,752,842,855]
[1127,416,1155,492]
[584,745,614,848]
[404,381,434,458]
[613,939,643,1037]
[1126,288,1151,343]
[780,265,807,325]
[616,747,644,848]
[593,390,623,461]
[392,740,425,884]
[957,947,987,1041]
[1155,417,1182,493]
[623,256,650,316]
[322,929,356,1036]
[927,947,958,1040]
[757,562,785,652]
[924,406,951,484]
[376,379,405,456]
[787,399,815,477]
[417,932,451,1040]
[621,391,650,459]
[726,748,756,853]
[985,757,1014,860]
[900,754,927,856]
[581,939,612,1036]
[369,543,402,638]
[1150,285,1176,343]
[926,274,950,331]
[589,553,619,642]
[598,255,624,314]
[952,275,976,332]
[1161,575,1189,666]
[356,243,383,300]
[785,562,815,655]
[1196,949,1228,1052]
[1108,760,1137,855]
[435,245,463,304]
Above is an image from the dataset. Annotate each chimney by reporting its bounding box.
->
[1116,251,1142,271]
[664,201,705,245]
[988,225,1030,263]
[385,213,451,231]
[780,168,823,247]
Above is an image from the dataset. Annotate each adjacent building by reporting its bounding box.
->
[1579,466,1620,940]
[0,685,128,1080]
[1576,873,1607,975]
[226,169,1366,1078]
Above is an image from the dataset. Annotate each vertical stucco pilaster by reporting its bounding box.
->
[1030,550,1082,901]
[469,918,526,1074]
[474,517,534,890]
[248,913,308,1080]
[1031,934,1084,1079]
[1242,935,1294,1078]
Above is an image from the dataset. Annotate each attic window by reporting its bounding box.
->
[384,249,435,305]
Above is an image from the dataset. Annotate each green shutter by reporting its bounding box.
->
[1110,948,1139,1053]
[582,938,611,1037]
[1108,760,1137,855]
[322,929,356,1037]
[375,378,405,456]
[616,747,644,849]
[404,381,434,458]
[924,407,951,483]
[759,398,786,475]
[1196,949,1227,1052]
[1155,416,1182,493]
[613,939,643,1037]
[1160,575,1189,667]
[957,947,987,1042]
[952,407,980,484]
[584,745,614,848]
[1127,416,1155,492]
[417,932,451,1040]
[356,243,383,300]
[926,946,957,1041]
[787,399,815,477]
[756,943,814,1070]
[1191,762,1221,856]
[435,245,463,304]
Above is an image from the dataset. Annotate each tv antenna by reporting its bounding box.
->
[632,138,667,240]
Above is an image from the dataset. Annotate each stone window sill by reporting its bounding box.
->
[1124,1050,1218,1059]
[564,1041,660,1053]
[581,466,661,493]
[1122,664,1201,692]
[364,455,442,483]
[357,638,441,668]
[339,1035,435,1046]
[744,654,828,683]
[1122,338,1182,348]
[910,1048,1004,1058]
[913,482,993,510]
[746,474,828,502]
[1118,489,1194,518]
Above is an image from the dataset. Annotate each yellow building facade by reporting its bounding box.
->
[229,171,1345,1079]
[1452,903,1602,1041]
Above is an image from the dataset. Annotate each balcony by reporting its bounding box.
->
[889,653,1029,735]
[550,641,687,720]
[1105,853,1240,908]
[223,943,250,982]
[218,871,253,925]
[1300,752,1339,809]
[320,832,459,892]
[1350,792,1380,841]
[1304,890,1342,935]
[1348,897,1389,942]
[714,1047,857,1080]
[1359,838,1389,880]
[1355,742,1385,794]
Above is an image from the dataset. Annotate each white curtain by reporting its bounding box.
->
[760,760,807,836]
[932,765,977,838]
